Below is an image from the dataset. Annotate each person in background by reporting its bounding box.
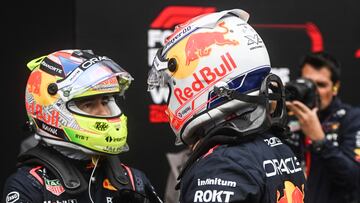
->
[147,9,306,202]
[2,49,162,203]
[286,52,360,203]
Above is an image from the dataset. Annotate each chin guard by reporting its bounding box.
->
[213,73,288,136]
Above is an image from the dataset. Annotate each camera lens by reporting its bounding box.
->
[284,78,319,109]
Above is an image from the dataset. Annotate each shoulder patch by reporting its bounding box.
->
[44,177,65,196]
[5,191,19,203]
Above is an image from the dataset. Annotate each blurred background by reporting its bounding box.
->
[2,0,360,199]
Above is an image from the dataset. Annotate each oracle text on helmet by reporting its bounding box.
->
[81,56,109,69]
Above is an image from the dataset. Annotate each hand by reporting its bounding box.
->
[286,101,325,141]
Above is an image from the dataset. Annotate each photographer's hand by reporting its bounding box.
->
[286,100,325,141]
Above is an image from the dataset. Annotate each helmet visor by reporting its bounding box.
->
[147,48,171,91]
[57,59,133,101]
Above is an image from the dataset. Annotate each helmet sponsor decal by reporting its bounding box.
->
[80,56,109,69]
[174,52,237,105]
[103,146,123,154]
[184,22,238,66]
[94,121,109,131]
[26,101,60,128]
[105,136,125,143]
[40,57,65,77]
[244,33,264,51]
[27,70,42,96]
[6,191,19,203]
[37,120,59,136]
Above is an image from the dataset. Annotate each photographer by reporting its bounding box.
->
[286,52,360,203]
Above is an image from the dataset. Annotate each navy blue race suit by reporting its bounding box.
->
[285,97,360,203]
[2,145,162,203]
[178,132,306,203]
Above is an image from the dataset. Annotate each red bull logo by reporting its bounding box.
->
[27,70,42,96]
[26,101,60,128]
[174,52,237,105]
[277,181,304,203]
[185,22,239,65]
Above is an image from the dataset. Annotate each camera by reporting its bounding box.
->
[285,78,320,109]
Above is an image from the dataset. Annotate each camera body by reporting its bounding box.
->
[285,78,320,109]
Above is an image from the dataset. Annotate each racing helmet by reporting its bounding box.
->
[25,49,133,155]
[147,9,287,145]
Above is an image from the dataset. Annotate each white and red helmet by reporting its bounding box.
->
[148,9,286,145]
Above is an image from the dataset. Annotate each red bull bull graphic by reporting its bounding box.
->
[27,70,42,96]
[276,181,304,203]
[185,22,239,65]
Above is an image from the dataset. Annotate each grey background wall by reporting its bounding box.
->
[2,0,360,199]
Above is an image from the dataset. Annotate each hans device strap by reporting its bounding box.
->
[17,144,138,195]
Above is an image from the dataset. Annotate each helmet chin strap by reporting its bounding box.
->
[213,73,288,135]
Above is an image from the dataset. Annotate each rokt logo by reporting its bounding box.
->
[193,190,234,203]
